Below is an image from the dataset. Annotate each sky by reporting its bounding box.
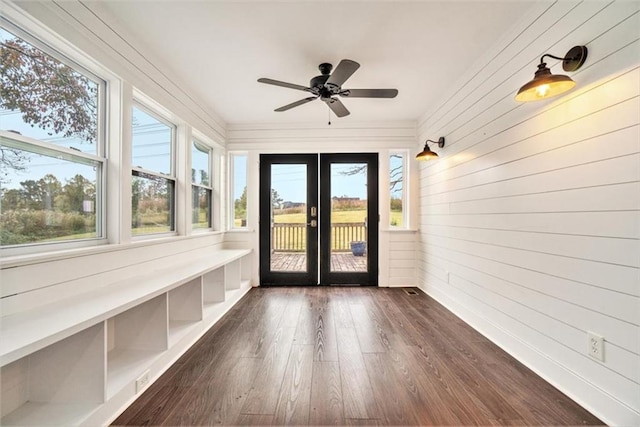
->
[271,163,368,203]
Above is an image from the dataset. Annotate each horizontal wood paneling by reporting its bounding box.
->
[386,232,416,287]
[425,153,640,206]
[227,122,416,152]
[416,1,640,425]
[423,223,639,267]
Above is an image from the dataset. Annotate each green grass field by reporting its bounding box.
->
[273,209,403,225]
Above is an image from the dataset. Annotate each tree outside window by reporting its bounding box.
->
[1,26,104,247]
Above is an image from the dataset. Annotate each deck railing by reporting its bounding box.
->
[272,222,366,252]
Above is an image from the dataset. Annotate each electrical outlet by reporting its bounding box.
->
[136,370,150,393]
[587,332,604,362]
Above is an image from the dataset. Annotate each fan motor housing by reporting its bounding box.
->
[310,74,330,90]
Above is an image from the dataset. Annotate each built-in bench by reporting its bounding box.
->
[0,248,252,426]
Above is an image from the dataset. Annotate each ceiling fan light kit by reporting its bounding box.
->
[258,59,398,118]
[515,45,588,102]
[416,137,445,161]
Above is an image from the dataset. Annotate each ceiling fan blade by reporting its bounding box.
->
[324,98,350,117]
[258,78,313,93]
[341,88,398,98]
[325,59,360,89]
[275,96,317,112]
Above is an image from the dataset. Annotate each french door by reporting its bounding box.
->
[259,153,378,286]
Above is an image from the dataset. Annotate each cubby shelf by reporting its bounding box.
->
[0,249,252,426]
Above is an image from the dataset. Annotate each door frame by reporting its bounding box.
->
[319,153,378,286]
[259,153,379,286]
[259,154,318,285]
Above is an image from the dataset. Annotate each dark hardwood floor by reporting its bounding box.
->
[112,287,604,426]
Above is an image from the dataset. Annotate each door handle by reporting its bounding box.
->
[307,219,317,227]
[310,206,317,217]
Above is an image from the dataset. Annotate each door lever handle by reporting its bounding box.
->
[307,220,317,227]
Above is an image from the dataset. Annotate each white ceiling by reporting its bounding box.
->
[94,1,537,125]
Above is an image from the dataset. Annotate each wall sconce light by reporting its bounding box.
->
[416,137,445,161]
[515,45,588,102]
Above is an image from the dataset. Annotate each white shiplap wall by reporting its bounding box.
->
[416,1,640,425]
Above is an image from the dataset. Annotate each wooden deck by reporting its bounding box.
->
[271,252,367,272]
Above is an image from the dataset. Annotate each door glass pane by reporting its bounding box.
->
[270,164,307,272]
[330,163,367,272]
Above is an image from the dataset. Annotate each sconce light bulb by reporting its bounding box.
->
[535,84,550,98]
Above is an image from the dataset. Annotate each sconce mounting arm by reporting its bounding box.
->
[539,46,588,72]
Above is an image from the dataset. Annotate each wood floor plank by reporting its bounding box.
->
[273,345,314,425]
[471,341,604,425]
[361,291,412,349]
[350,303,387,353]
[344,418,382,425]
[329,290,355,329]
[233,414,274,425]
[314,305,338,362]
[407,343,502,424]
[278,293,303,328]
[336,327,380,419]
[293,288,339,361]
[111,385,185,426]
[363,352,421,425]
[112,287,604,426]
[203,357,263,426]
[399,300,525,423]
[309,361,344,425]
[241,327,297,415]
[240,294,289,358]
[159,354,262,425]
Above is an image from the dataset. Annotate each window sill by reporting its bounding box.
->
[0,232,224,269]
[226,228,255,233]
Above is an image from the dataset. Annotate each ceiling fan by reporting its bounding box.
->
[257,59,398,118]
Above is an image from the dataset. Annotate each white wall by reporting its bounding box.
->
[416,1,639,425]
[227,121,418,287]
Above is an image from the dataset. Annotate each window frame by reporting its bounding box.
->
[130,101,177,238]
[228,152,248,230]
[389,150,408,229]
[191,139,213,231]
[0,21,107,255]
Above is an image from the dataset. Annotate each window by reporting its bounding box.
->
[0,25,105,249]
[230,153,247,229]
[131,105,175,235]
[389,152,405,228]
[191,140,212,229]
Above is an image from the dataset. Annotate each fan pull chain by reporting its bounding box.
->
[328,105,331,126]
